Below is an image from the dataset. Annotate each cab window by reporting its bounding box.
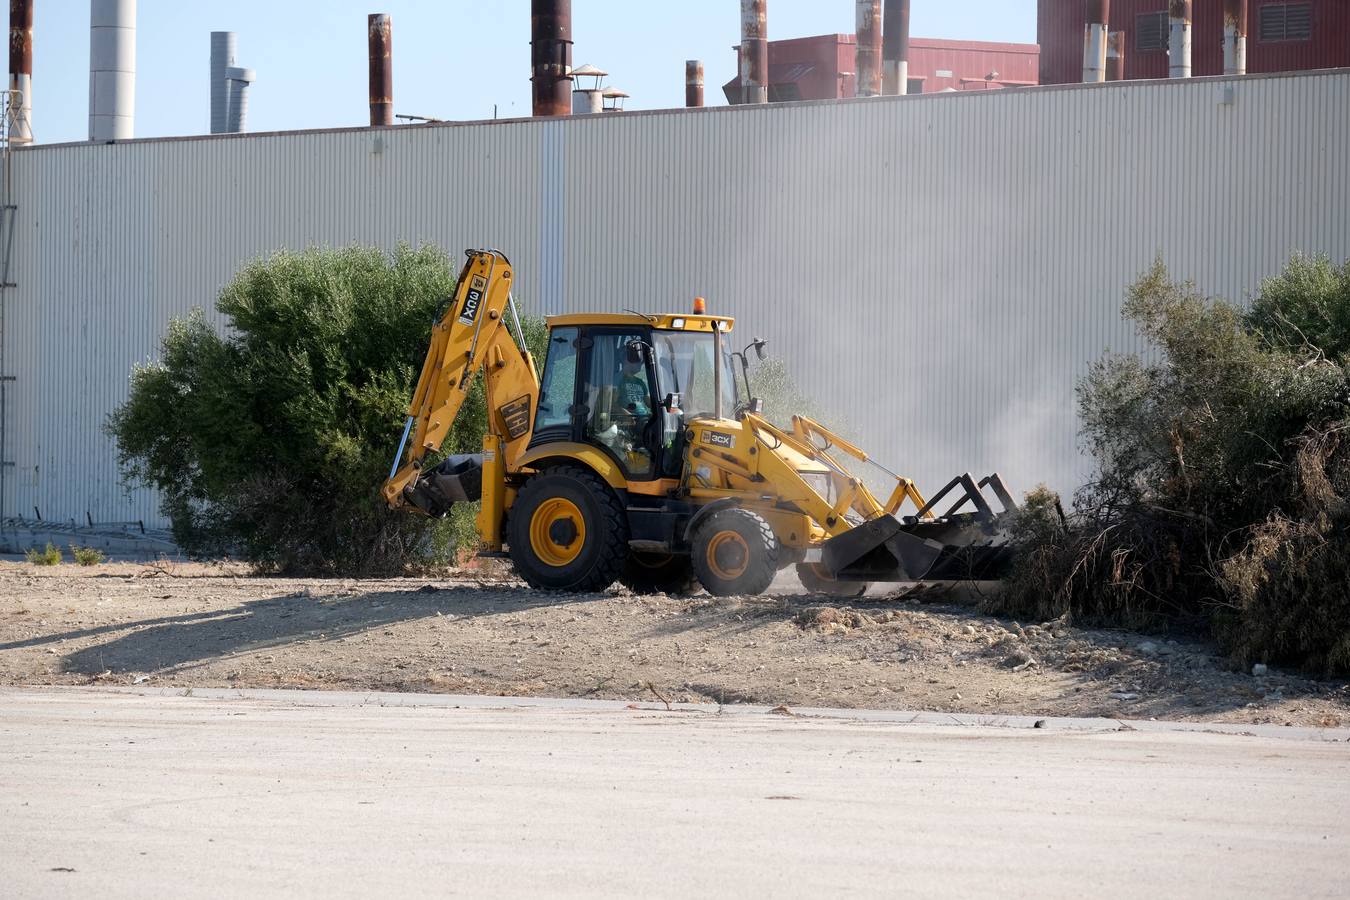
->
[534,326,578,433]
[582,330,655,478]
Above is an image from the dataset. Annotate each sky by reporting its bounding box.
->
[24,1,1036,145]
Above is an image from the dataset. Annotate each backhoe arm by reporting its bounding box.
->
[382,250,539,511]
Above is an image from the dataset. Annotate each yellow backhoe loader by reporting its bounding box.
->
[383,249,1016,596]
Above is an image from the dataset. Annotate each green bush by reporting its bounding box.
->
[990,255,1350,674]
[70,545,105,566]
[106,244,545,575]
[25,543,62,566]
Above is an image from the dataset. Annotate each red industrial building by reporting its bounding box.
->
[723,34,1039,103]
[1039,0,1350,84]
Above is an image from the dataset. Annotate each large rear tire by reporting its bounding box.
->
[507,466,629,592]
[796,562,871,598]
[691,508,779,597]
[620,552,697,595]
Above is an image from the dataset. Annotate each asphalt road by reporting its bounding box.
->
[2,688,1348,898]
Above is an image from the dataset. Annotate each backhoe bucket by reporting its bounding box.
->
[819,472,1017,583]
[403,454,483,518]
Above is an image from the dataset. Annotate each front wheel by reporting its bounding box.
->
[507,466,629,591]
[691,508,779,597]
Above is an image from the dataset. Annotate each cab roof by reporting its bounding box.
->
[545,313,735,332]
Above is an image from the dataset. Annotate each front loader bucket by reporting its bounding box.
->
[820,472,1017,583]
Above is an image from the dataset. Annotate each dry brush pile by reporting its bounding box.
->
[990,255,1350,675]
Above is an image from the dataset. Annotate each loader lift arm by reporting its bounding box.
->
[381,249,539,515]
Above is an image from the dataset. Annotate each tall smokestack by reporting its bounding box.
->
[881,0,910,96]
[1223,0,1247,75]
[855,0,882,98]
[368,14,393,126]
[530,0,572,116]
[1082,0,1109,83]
[210,31,236,134]
[9,0,33,144]
[739,0,767,104]
[1106,31,1125,81]
[89,0,135,141]
[1169,0,1192,78]
[225,66,254,133]
[685,60,704,108]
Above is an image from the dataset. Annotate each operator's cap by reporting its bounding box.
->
[692,297,706,314]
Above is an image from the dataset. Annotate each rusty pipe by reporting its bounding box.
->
[855,0,882,98]
[685,59,704,108]
[1105,30,1125,81]
[1169,0,1192,78]
[1223,0,1247,75]
[9,0,32,143]
[739,0,767,104]
[881,0,910,96]
[368,14,392,127]
[1082,0,1109,83]
[531,0,572,117]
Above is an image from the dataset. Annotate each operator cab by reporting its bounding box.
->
[531,312,740,481]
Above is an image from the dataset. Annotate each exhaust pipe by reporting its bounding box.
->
[368,14,393,126]
[739,0,767,104]
[855,0,882,98]
[1106,30,1125,81]
[8,0,33,143]
[225,67,254,133]
[685,59,704,108]
[1169,0,1192,78]
[530,0,572,117]
[881,0,910,96]
[210,31,236,135]
[1082,0,1109,83]
[88,0,136,141]
[1223,0,1247,75]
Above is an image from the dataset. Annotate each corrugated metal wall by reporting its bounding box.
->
[6,70,1348,528]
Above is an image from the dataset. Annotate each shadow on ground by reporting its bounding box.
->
[39,584,585,676]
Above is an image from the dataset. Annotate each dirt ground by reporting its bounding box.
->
[1,561,1347,727]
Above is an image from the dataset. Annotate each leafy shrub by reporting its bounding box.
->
[107,244,545,575]
[25,543,62,566]
[71,546,105,566]
[990,255,1350,674]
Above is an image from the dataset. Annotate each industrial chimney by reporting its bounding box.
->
[225,67,254,133]
[855,0,882,97]
[368,14,393,127]
[881,0,910,96]
[739,0,767,104]
[8,0,33,143]
[1082,0,1109,83]
[1169,0,1192,78]
[686,60,704,108]
[89,0,136,141]
[531,0,572,116]
[210,31,236,134]
[1223,0,1247,75]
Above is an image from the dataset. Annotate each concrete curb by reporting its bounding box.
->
[15,684,1350,743]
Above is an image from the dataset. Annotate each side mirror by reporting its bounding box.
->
[624,340,652,366]
[662,392,683,414]
[753,338,768,361]
[747,397,765,415]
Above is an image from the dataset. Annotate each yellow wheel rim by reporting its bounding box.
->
[706,530,750,581]
[528,498,586,567]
